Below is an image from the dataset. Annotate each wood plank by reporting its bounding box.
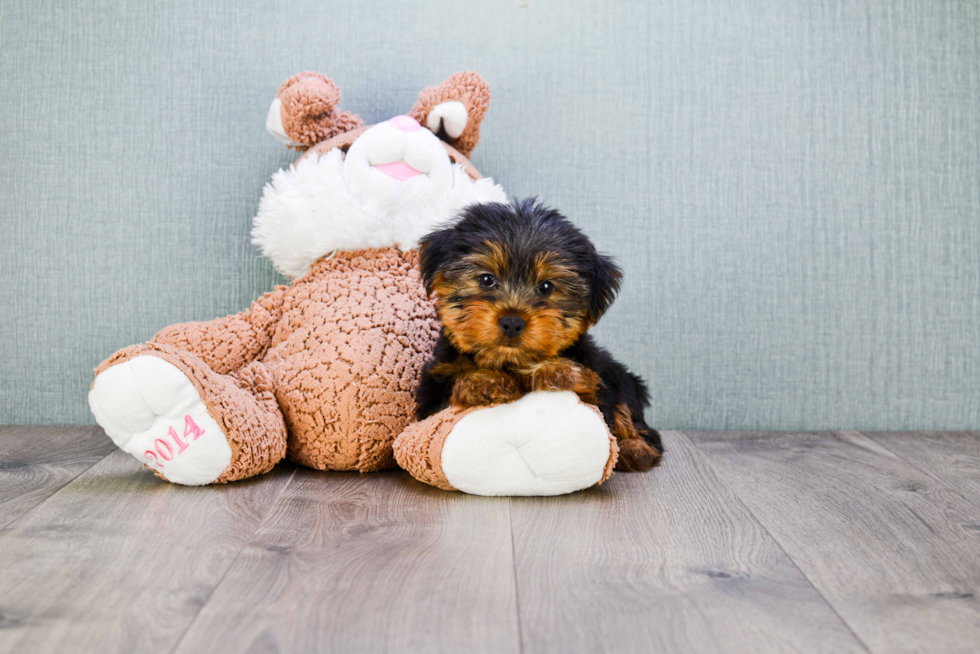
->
[0,426,115,529]
[0,450,294,654]
[173,468,520,654]
[863,432,980,510]
[691,431,980,654]
[509,431,866,654]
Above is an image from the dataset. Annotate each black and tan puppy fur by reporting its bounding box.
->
[415,199,662,472]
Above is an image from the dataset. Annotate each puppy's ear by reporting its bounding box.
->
[587,251,623,324]
[418,227,457,296]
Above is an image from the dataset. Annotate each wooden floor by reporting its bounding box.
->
[1,428,978,653]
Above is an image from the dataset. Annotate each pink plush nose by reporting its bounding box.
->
[390,115,422,132]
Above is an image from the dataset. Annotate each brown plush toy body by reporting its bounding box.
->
[89,72,620,494]
[92,248,434,482]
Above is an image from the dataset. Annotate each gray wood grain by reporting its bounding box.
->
[863,432,980,510]
[0,426,115,529]
[172,468,520,654]
[509,431,867,654]
[691,431,980,654]
[0,450,293,654]
[4,428,979,654]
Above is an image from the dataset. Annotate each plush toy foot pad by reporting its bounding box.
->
[439,391,616,496]
[88,356,232,485]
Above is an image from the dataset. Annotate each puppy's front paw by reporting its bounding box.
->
[451,370,524,408]
[526,359,600,404]
[615,438,662,472]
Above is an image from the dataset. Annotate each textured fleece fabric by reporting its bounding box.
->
[88,355,235,485]
[277,72,365,148]
[94,345,287,483]
[393,405,479,491]
[393,392,619,496]
[410,72,490,159]
[94,248,438,481]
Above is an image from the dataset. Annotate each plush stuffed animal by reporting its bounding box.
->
[88,71,618,496]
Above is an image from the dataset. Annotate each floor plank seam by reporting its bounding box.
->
[507,499,525,654]
[0,446,116,532]
[860,432,980,514]
[681,431,875,654]
[166,467,299,654]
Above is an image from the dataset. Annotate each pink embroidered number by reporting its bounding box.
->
[143,415,206,469]
[154,439,174,461]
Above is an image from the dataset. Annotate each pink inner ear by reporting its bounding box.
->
[373,161,424,181]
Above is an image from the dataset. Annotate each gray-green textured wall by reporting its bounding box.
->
[1,0,978,428]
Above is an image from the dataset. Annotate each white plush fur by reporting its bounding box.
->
[440,391,614,496]
[253,120,506,278]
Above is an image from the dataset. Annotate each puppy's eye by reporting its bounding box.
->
[536,281,555,296]
[478,274,497,288]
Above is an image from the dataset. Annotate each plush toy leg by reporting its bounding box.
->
[394,391,618,496]
[88,343,287,485]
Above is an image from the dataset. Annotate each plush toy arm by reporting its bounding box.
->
[394,391,618,497]
[410,71,490,159]
[150,285,288,375]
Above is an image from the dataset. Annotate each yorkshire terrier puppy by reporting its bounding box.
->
[414,199,662,472]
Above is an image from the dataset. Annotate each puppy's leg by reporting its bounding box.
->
[632,416,663,453]
[451,368,524,408]
[415,335,473,419]
[522,358,600,404]
[612,403,662,472]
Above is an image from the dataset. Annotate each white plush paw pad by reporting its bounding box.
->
[88,356,232,485]
[441,391,613,497]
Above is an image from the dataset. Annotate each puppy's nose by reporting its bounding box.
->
[498,315,526,338]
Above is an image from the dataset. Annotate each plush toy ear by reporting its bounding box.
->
[410,72,490,159]
[586,250,623,324]
[418,227,459,296]
[266,72,364,149]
